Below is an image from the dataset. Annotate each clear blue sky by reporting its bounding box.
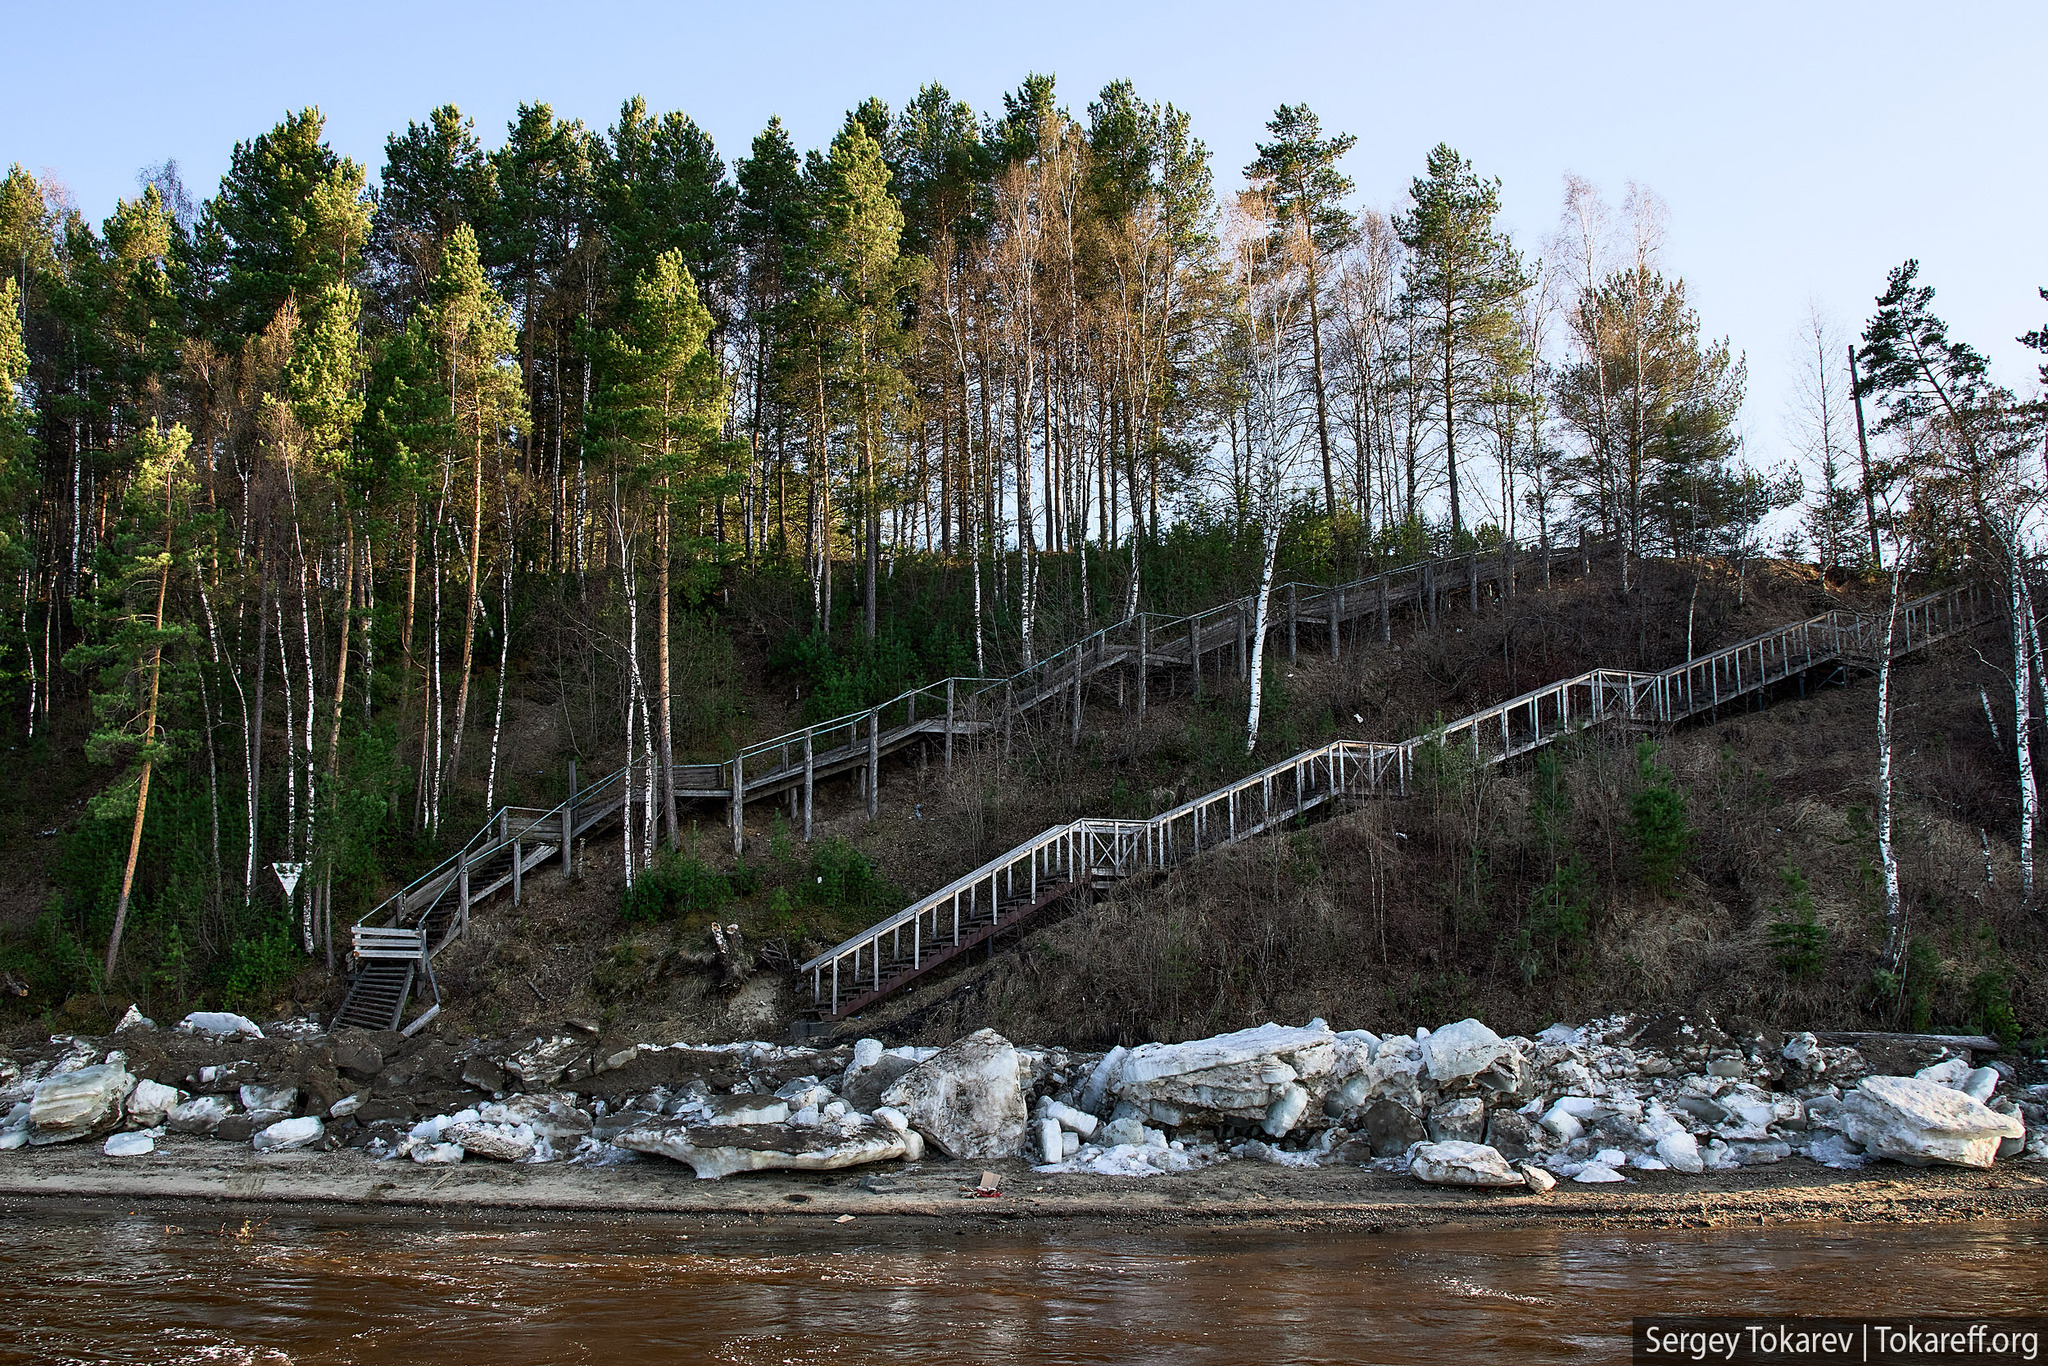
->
[7,0,2044,482]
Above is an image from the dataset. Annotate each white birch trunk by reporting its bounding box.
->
[2011,566,2037,903]
[276,592,296,864]
[616,501,639,888]
[1245,515,1282,755]
[1877,560,1906,966]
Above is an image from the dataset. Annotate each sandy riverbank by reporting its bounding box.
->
[4,1137,2045,1234]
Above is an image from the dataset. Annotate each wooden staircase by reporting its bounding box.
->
[336,534,1619,1033]
[796,583,1990,1026]
[805,880,1083,1024]
[332,960,415,1032]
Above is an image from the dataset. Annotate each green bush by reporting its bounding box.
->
[621,851,732,924]
[807,837,890,911]
[1628,741,1692,891]
[1874,938,1943,1031]
[1969,969,2021,1048]
[1765,866,1828,977]
[223,922,303,1010]
[1527,851,1594,959]
[0,907,96,1005]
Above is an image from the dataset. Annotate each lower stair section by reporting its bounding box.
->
[333,960,414,1032]
[809,880,1080,1022]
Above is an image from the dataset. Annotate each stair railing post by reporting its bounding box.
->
[1188,618,1202,698]
[731,751,746,854]
[806,737,823,843]
[1329,587,1341,661]
[1069,652,1083,746]
[512,838,522,906]
[1287,584,1298,662]
[1380,576,1391,641]
[1137,614,1149,718]
[562,800,574,877]
[458,857,470,943]
[944,678,956,770]
[867,712,880,819]
[1468,553,1478,612]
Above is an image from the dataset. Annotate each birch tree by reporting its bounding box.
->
[1227,190,1317,754]
[424,226,523,824]
[1860,259,2043,903]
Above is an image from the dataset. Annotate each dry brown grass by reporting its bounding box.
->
[852,587,2045,1051]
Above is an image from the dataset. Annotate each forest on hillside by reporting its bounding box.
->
[1,74,2045,1013]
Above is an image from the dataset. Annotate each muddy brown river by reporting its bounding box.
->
[2,1213,2044,1363]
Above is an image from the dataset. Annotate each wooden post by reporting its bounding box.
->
[512,838,522,906]
[322,865,333,973]
[944,678,956,771]
[1236,608,1247,680]
[1579,527,1590,576]
[802,733,815,842]
[1380,576,1392,641]
[457,858,470,943]
[1071,653,1083,745]
[562,801,574,877]
[730,752,745,854]
[1468,553,1478,612]
[1329,588,1341,662]
[1137,614,1149,719]
[1424,562,1436,626]
[1287,584,1298,662]
[1188,617,1202,698]
[866,712,879,819]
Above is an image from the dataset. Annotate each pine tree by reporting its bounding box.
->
[200,109,372,342]
[737,117,818,560]
[368,104,496,320]
[1397,144,1532,542]
[68,421,203,977]
[600,98,737,313]
[587,249,729,845]
[817,121,923,640]
[0,278,28,569]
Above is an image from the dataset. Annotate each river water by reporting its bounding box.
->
[1,1212,2043,1364]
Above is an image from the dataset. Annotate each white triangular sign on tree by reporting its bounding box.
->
[272,862,304,899]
